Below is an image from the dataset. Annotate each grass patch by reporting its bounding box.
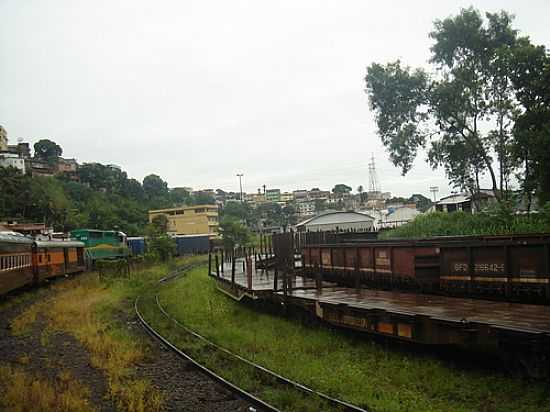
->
[380,209,550,239]
[153,266,550,412]
[0,365,95,412]
[8,256,205,412]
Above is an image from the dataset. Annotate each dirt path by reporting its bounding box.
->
[0,286,256,412]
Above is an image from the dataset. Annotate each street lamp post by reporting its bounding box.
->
[236,173,244,202]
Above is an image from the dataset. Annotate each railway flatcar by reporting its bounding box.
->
[0,233,34,295]
[301,234,550,303]
[33,240,86,282]
[70,229,129,263]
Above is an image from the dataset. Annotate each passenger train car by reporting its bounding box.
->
[0,233,86,296]
[0,233,34,295]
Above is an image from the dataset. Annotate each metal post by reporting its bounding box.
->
[246,256,252,290]
[208,250,212,276]
[231,253,236,286]
[221,250,224,274]
[215,254,220,277]
[237,173,244,202]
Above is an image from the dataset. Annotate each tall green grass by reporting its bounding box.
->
[381,205,550,239]
[154,267,550,412]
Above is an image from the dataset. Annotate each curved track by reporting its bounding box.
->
[135,263,369,412]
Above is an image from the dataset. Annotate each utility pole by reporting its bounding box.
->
[236,173,244,202]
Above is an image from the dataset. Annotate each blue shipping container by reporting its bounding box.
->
[127,237,146,255]
[175,235,210,255]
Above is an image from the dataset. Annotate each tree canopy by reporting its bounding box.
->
[365,7,550,205]
[332,184,352,194]
[34,139,62,164]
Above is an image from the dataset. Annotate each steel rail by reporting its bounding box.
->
[151,264,369,412]
[134,262,280,412]
[135,295,279,412]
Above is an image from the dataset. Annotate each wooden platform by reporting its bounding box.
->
[212,258,332,298]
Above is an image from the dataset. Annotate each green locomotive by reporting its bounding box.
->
[70,229,129,263]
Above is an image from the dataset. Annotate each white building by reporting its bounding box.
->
[0,126,7,151]
[381,207,421,228]
[296,211,375,232]
[296,201,316,216]
[0,152,26,173]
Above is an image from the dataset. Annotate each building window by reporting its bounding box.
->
[175,210,184,215]
[195,208,205,213]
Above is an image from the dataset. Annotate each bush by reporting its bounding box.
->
[147,235,176,262]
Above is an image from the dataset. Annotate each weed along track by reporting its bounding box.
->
[136,264,368,412]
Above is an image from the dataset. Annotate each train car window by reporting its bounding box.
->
[0,256,4,270]
[89,231,102,239]
[48,254,51,262]
[39,255,43,263]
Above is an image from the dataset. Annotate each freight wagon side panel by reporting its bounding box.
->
[358,247,373,272]
[440,248,470,281]
[344,247,358,270]
[374,247,391,274]
[321,248,331,267]
[509,245,546,277]
[392,247,416,278]
[309,248,320,267]
[332,248,345,270]
[472,246,506,279]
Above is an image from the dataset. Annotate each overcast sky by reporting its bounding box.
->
[1,1,549,198]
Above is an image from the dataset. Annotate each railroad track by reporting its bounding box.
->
[135,263,369,412]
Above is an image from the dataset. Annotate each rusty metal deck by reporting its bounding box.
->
[280,287,550,335]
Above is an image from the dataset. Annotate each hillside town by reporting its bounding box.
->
[2,124,505,239]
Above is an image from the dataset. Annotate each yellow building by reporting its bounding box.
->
[280,192,294,203]
[148,204,219,235]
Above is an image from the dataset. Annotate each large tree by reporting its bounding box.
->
[142,174,169,199]
[332,184,352,195]
[34,139,63,164]
[365,8,523,201]
[510,39,550,205]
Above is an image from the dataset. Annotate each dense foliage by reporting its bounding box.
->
[0,163,213,235]
[381,205,550,239]
[365,7,550,206]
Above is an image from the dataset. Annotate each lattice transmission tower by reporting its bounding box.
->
[368,154,380,194]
